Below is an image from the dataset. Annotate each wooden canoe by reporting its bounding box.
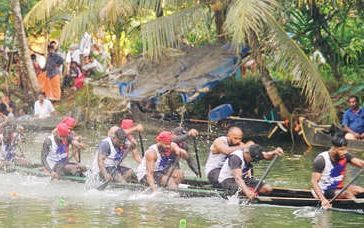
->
[2,165,363,213]
[299,117,364,152]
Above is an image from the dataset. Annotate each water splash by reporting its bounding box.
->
[293,207,322,218]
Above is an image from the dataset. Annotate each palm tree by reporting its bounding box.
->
[10,0,39,95]
[25,0,337,122]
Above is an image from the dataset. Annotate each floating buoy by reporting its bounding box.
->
[179,219,187,228]
[59,197,65,207]
[114,207,124,215]
[10,192,17,197]
[67,215,76,223]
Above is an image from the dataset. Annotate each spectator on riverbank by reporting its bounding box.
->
[31,54,42,76]
[34,92,55,119]
[0,94,16,117]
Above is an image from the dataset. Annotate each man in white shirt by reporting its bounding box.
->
[34,92,55,119]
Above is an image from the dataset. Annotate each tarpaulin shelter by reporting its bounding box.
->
[93,44,249,102]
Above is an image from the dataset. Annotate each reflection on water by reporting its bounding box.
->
[0,128,363,227]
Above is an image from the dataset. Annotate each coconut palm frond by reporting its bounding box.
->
[266,16,337,123]
[24,0,66,26]
[99,0,134,25]
[60,9,99,44]
[225,0,278,50]
[141,6,208,59]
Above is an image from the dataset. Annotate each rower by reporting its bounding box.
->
[91,128,139,183]
[218,144,283,199]
[205,126,254,187]
[311,135,364,209]
[172,127,200,176]
[120,119,144,157]
[136,131,189,192]
[41,123,84,179]
[60,116,85,162]
[0,125,29,167]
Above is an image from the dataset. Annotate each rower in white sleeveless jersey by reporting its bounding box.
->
[41,123,84,179]
[136,131,189,192]
[91,128,141,183]
[218,144,283,199]
[205,126,254,187]
[311,135,364,209]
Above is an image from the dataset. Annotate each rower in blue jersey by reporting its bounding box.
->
[41,123,84,179]
[136,131,189,192]
[91,128,141,183]
[0,125,30,167]
[311,135,364,209]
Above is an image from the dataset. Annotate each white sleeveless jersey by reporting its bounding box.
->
[136,144,165,181]
[91,137,131,173]
[218,150,250,183]
[317,151,347,192]
[205,136,229,176]
[45,135,68,169]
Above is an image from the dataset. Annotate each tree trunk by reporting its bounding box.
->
[212,1,227,42]
[260,67,291,120]
[10,0,39,96]
[249,32,291,120]
[310,1,342,82]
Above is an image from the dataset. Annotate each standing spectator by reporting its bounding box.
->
[31,54,42,76]
[44,44,64,101]
[34,92,55,119]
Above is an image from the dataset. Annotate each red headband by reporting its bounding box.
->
[61,116,76,129]
[156,131,173,145]
[57,123,70,137]
[120,119,134,130]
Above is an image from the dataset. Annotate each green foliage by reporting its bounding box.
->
[188,77,305,119]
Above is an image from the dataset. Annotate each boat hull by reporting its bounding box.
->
[299,117,364,152]
[2,165,363,212]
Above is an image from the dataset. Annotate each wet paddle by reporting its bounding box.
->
[245,155,279,204]
[193,138,202,178]
[96,152,129,191]
[138,132,145,157]
[96,162,122,191]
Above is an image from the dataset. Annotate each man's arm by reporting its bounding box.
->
[97,153,111,181]
[124,124,143,135]
[41,138,52,172]
[262,147,284,160]
[311,156,331,209]
[172,142,188,159]
[145,150,158,192]
[342,112,360,138]
[311,172,331,209]
[130,143,141,163]
[231,168,255,200]
[98,141,112,181]
[213,138,244,155]
[350,157,364,168]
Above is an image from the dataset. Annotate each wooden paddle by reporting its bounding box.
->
[327,168,364,205]
[246,155,279,204]
[193,138,202,178]
[96,151,129,191]
[138,132,145,157]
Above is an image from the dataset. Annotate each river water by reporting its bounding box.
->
[0,126,363,227]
